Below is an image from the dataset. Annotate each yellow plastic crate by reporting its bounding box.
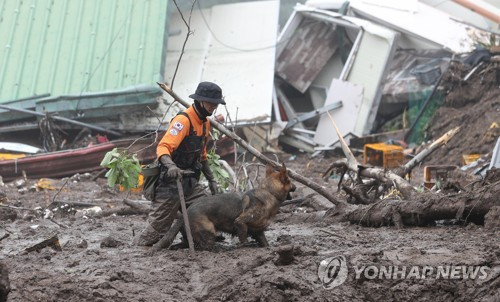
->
[423,165,458,189]
[363,143,404,168]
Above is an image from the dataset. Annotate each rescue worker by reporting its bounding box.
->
[135,81,224,246]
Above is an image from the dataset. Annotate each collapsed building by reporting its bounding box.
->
[0,0,498,180]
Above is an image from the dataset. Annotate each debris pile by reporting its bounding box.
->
[426,59,500,166]
[0,0,499,301]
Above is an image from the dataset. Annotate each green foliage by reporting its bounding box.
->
[211,128,221,141]
[100,148,141,190]
[206,150,230,190]
[415,186,425,193]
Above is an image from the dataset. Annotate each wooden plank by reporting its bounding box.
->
[276,18,338,93]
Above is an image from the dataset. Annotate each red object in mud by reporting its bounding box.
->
[96,134,109,144]
[0,139,157,182]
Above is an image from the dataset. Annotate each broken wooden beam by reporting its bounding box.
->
[25,234,62,253]
[403,127,461,174]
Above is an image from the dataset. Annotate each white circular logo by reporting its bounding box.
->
[318,255,348,289]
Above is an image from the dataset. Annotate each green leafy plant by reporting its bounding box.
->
[100,148,141,190]
[211,128,221,141]
[206,150,230,190]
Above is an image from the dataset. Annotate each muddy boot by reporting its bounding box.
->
[134,224,163,246]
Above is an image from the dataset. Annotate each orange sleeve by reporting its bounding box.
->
[156,115,190,160]
[201,121,211,161]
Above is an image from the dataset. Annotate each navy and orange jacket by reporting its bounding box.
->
[156,105,210,161]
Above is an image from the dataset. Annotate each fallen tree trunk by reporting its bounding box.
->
[320,179,500,227]
[158,82,344,207]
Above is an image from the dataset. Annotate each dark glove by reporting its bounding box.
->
[160,155,182,179]
[201,160,219,195]
[208,181,219,195]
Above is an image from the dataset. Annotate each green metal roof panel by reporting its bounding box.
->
[0,0,168,103]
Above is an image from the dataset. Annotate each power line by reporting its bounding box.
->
[196,0,287,52]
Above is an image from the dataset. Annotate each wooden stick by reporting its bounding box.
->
[157,82,344,207]
[177,178,195,253]
[25,234,62,253]
[403,127,461,173]
[0,203,34,211]
[326,111,358,169]
[280,194,315,207]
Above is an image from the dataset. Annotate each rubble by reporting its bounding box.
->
[0,0,498,301]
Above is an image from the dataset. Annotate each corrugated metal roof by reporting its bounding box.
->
[0,0,168,103]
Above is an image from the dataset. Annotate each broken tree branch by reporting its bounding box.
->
[125,1,196,154]
[157,83,344,207]
[326,111,358,169]
[325,110,415,199]
[0,204,35,212]
[402,127,461,174]
[123,199,152,212]
[25,234,62,253]
[329,159,416,199]
[280,193,316,207]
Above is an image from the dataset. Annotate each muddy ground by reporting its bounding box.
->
[425,60,499,166]
[0,59,499,302]
[0,154,499,302]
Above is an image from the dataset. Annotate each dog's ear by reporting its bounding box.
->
[280,163,288,175]
[266,163,274,176]
[280,163,288,182]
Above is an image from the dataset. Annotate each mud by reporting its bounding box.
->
[426,61,500,166]
[1,65,499,300]
[0,161,498,301]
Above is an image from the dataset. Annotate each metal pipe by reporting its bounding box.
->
[298,9,361,31]
[0,104,122,137]
[452,0,500,23]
